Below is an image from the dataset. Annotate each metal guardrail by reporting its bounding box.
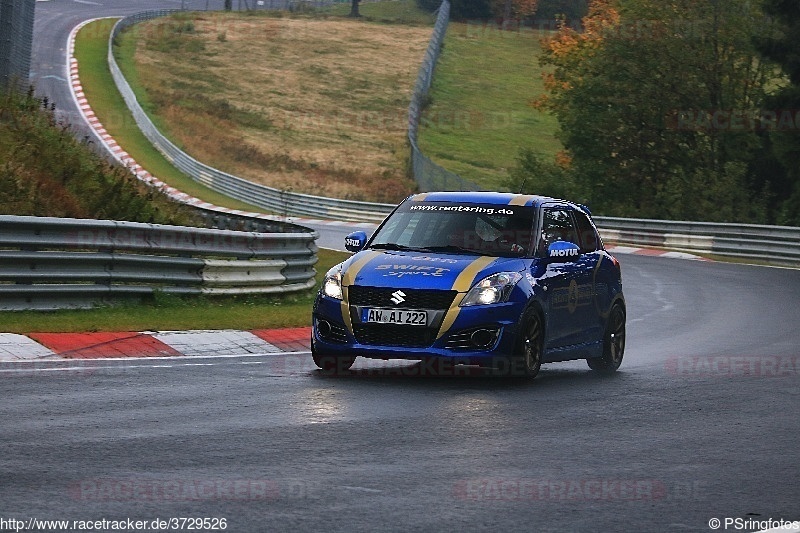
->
[407,1,482,192]
[108,11,394,224]
[101,10,800,267]
[231,0,365,9]
[108,4,478,217]
[0,216,318,310]
[594,216,800,266]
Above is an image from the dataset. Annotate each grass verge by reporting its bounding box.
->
[111,4,431,202]
[74,18,268,213]
[418,23,561,190]
[0,249,349,334]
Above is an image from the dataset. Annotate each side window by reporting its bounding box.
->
[572,210,600,253]
[539,208,579,254]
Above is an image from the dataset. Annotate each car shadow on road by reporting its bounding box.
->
[310,359,628,390]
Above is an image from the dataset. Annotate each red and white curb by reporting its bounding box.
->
[605,245,708,261]
[282,218,378,230]
[0,334,57,361]
[0,328,311,362]
[67,19,345,230]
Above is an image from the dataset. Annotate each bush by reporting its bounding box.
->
[0,87,202,225]
[144,19,206,54]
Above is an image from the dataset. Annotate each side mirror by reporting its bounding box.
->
[546,241,581,263]
[345,231,368,253]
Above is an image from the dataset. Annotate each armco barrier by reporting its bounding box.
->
[107,11,394,224]
[594,217,800,266]
[107,5,475,214]
[98,11,800,267]
[0,216,318,310]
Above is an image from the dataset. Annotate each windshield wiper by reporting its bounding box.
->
[369,243,430,252]
[423,245,480,255]
[424,245,526,257]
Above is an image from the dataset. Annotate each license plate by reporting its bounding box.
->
[363,308,428,326]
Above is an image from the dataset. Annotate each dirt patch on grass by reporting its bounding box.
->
[124,13,431,202]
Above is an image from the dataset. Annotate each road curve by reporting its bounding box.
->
[6,2,799,531]
[3,254,799,532]
[31,0,226,136]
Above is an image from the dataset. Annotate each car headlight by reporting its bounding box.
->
[461,272,522,307]
[322,268,343,300]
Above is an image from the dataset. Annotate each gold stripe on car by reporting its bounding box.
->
[437,256,497,339]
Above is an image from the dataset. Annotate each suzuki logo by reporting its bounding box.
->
[390,290,406,305]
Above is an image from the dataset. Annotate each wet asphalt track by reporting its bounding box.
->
[3,254,798,532]
[3,2,798,531]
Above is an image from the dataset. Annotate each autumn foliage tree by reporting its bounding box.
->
[492,0,539,25]
[528,0,777,222]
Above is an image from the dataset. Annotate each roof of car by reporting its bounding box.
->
[407,191,559,207]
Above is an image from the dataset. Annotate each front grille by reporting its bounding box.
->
[353,324,437,348]
[348,286,455,348]
[348,286,456,310]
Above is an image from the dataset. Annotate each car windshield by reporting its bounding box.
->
[370,202,535,257]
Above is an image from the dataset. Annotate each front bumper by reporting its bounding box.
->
[312,294,525,364]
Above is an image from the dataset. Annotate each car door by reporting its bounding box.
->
[569,208,603,345]
[536,205,586,350]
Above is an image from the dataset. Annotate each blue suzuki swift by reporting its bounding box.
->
[312,192,625,378]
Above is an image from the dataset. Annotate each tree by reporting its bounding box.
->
[535,0,588,22]
[537,0,772,222]
[504,149,575,200]
[492,0,539,27]
[754,0,800,224]
[416,0,493,21]
[224,0,233,11]
[349,0,361,17]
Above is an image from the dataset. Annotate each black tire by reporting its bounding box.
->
[497,309,543,378]
[311,336,356,373]
[587,303,625,373]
